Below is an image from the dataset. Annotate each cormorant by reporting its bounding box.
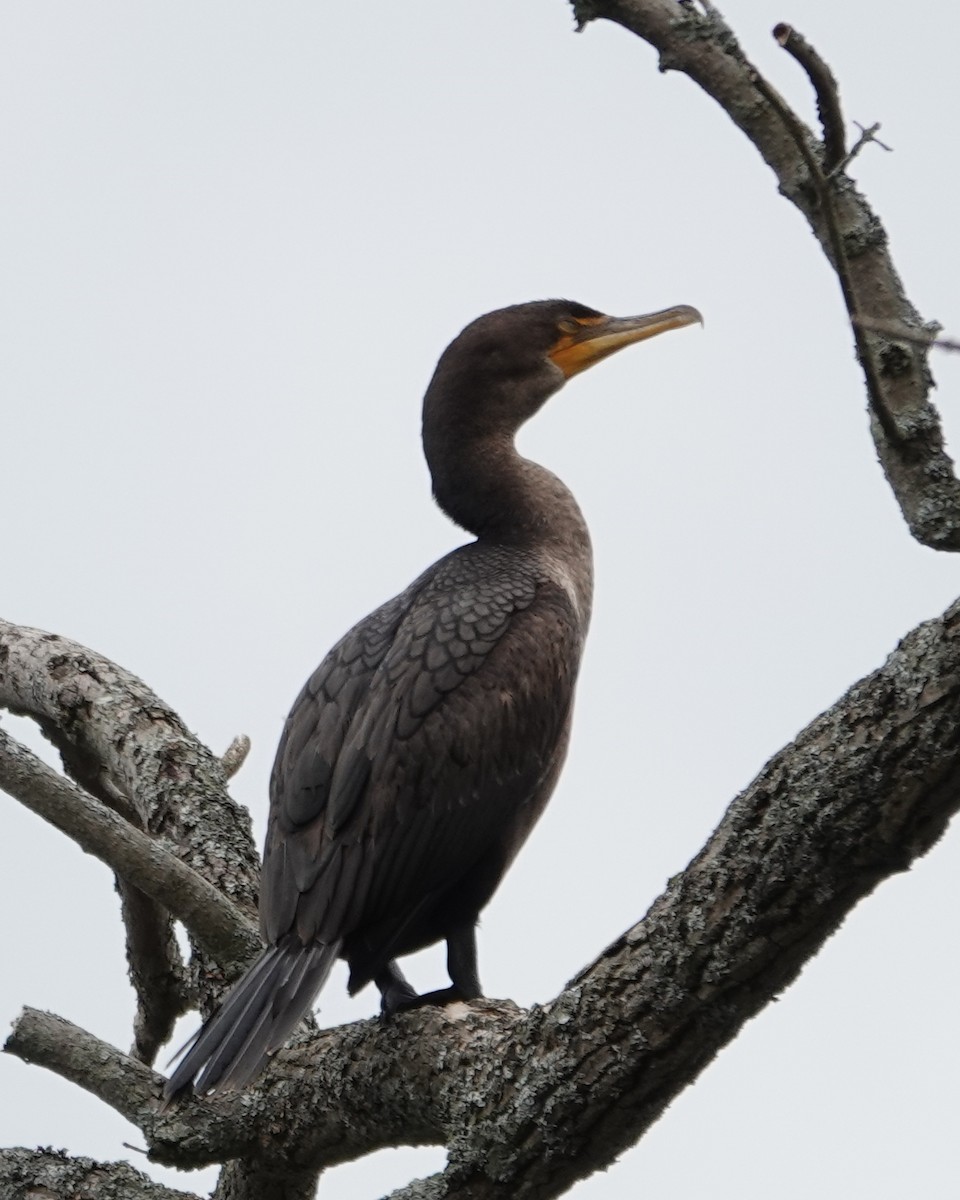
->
[164,298,700,1098]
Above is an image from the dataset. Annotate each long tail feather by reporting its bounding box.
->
[163,936,341,1102]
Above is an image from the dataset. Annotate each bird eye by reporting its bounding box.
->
[557,317,581,335]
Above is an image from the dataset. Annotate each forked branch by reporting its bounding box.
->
[8,595,960,1195]
[574,0,960,549]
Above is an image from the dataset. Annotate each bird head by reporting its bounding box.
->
[423,299,702,438]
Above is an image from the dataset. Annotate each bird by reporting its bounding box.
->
[164,298,701,1099]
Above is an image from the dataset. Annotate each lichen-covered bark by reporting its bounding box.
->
[8,596,959,1198]
[213,1161,321,1200]
[0,1147,199,1200]
[0,621,260,914]
[4,8,960,1198]
[573,0,960,549]
[0,728,258,976]
[0,619,261,1021]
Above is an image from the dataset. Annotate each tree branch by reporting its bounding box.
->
[573,0,960,550]
[0,1147,200,1200]
[5,1007,164,1127]
[0,728,260,975]
[143,594,960,1193]
[118,877,191,1064]
[8,587,960,1191]
[212,1161,320,1200]
[2,1007,253,1173]
[221,734,251,780]
[0,620,260,913]
[0,618,262,1021]
[773,22,846,171]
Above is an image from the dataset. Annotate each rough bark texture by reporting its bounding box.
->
[3,5,960,1198]
[0,729,258,975]
[573,0,960,549]
[0,621,260,913]
[5,597,960,1197]
[0,1147,199,1200]
[0,620,261,1017]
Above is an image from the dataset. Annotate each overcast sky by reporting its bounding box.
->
[2,2,959,1197]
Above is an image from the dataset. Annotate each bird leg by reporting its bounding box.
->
[375,960,420,1014]
[377,923,483,1015]
[446,920,482,1000]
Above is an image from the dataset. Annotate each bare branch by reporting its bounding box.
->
[5,1007,162,1126]
[0,619,260,912]
[6,593,960,1190]
[148,591,960,1191]
[829,120,892,178]
[119,879,191,1064]
[0,728,260,973]
[3,1008,252,1172]
[854,315,960,353]
[221,734,251,780]
[773,22,846,170]
[212,1161,320,1200]
[741,55,902,445]
[0,618,262,1021]
[0,1147,200,1200]
[572,0,960,550]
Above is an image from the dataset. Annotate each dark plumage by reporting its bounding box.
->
[164,298,700,1098]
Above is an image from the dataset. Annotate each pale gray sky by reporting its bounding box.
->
[2,2,958,1196]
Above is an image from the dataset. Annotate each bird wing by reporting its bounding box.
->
[261,546,583,963]
[260,584,412,941]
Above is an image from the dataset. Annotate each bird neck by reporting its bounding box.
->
[427,427,593,560]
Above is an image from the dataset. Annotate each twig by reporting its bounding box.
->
[4,1008,160,1125]
[828,120,893,178]
[0,728,260,972]
[773,23,846,171]
[855,315,960,353]
[221,733,252,779]
[748,61,901,444]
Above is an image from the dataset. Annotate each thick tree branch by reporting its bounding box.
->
[5,1007,165,1126]
[0,1147,199,1200]
[0,618,262,1024]
[212,1161,321,1200]
[0,728,260,975]
[573,0,960,550]
[7,590,960,1192]
[140,595,960,1194]
[3,1007,251,1173]
[0,620,260,914]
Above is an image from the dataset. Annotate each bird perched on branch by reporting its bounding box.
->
[164,298,701,1099]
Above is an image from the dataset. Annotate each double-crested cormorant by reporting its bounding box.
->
[165,298,700,1098]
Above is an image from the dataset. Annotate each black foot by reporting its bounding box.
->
[375,961,420,1015]
[374,924,485,1017]
[383,984,483,1017]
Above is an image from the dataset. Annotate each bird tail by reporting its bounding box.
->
[163,936,341,1101]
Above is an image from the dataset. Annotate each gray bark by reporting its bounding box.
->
[3,4,959,1197]
[5,596,960,1196]
[573,0,960,549]
[0,1147,199,1200]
